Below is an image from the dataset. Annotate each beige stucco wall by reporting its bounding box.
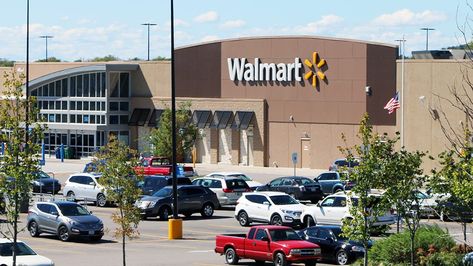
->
[398,59,473,172]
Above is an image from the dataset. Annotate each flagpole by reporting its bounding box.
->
[400,36,405,149]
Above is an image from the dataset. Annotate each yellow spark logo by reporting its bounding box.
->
[304,52,326,88]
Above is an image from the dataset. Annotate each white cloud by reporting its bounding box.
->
[165,19,189,27]
[194,11,219,23]
[294,15,343,34]
[221,20,246,28]
[373,9,447,27]
[200,35,219,42]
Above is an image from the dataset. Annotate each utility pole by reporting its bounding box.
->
[141,23,157,61]
[420,28,435,51]
[39,35,53,62]
[395,37,406,148]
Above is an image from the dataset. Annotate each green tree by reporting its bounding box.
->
[152,56,170,61]
[430,128,473,249]
[90,55,120,62]
[149,101,199,162]
[0,70,45,266]
[35,57,61,62]
[94,136,142,266]
[338,113,392,266]
[0,58,14,67]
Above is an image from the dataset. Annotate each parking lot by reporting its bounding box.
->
[7,158,473,266]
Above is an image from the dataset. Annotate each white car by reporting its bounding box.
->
[235,191,306,227]
[192,177,251,206]
[205,172,263,189]
[301,192,396,227]
[62,173,108,207]
[0,239,54,266]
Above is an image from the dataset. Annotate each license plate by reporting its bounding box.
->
[89,230,94,235]
[235,192,242,196]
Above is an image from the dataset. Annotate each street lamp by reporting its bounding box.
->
[420,28,435,51]
[39,35,53,62]
[141,23,157,61]
[395,37,406,148]
[26,0,30,145]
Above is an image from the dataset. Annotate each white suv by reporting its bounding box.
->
[300,192,396,227]
[235,191,306,227]
[62,173,107,207]
[205,172,263,190]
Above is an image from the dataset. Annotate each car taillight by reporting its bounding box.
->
[223,188,234,193]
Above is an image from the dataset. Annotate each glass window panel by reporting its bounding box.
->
[84,135,89,146]
[55,80,61,96]
[101,102,105,111]
[49,101,54,109]
[102,115,105,124]
[119,131,129,145]
[41,114,47,121]
[119,73,129,97]
[83,115,89,124]
[62,79,68,97]
[120,102,129,111]
[109,102,118,111]
[101,72,106,97]
[70,115,76,123]
[55,101,60,110]
[90,102,96,111]
[62,134,67,145]
[77,135,82,146]
[70,134,76,145]
[62,114,67,123]
[48,83,54,96]
[37,87,42,97]
[43,101,48,110]
[50,134,56,144]
[90,73,96,97]
[62,101,67,110]
[77,101,82,110]
[70,101,76,110]
[83,101,89,111]
[77,115,82,123]
[83,74,89,97]
[89,135,94,147]
[120,115,128,124]
[109,115,118,124]
[31,88,38,96]
[109,73,119,97]
[56,114,61,123]
[77,75,83,97]
[90,115,96,124]
[49,114,55,122]
[41,86,47,97]
[70,76,76,97]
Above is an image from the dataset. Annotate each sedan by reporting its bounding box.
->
[298,225,368,265]
[27,201,104,242]
[32,171,61,194]
[0,239,54,266]
[256,176,323,203]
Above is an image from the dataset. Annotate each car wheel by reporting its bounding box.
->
[28,221,40,237]
[336,249,349,265]
[66,191,76,202]
[273,252,288,266]
[270,214,283,226]
[158,206,171,221]
[58,226,70,242]
[225,247,239,265]
[304,216,316,228]
[201,203,214,217]
[305,260,317,266]
[238,211,250,226]
[440,211,448,222]
[90,236,102,242]
[96,193,107,207]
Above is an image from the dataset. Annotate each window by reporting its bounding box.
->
[90,73,96,97]
[83,74,89,97]
[109,73,119,97]
[321,197,336,207]
[306,228,319,238]
[62,79,68,96]
[77,115,82,123]
[77,101,82,110]
[248,228,256,239]
[48,101,54,109]
[109,115,119,124]
[61,101,67,110]
[332,197,347,207]
[55,80,61,96]
[182,187,205,196]
[281,179,295,186]
[318,173,338,181]
[120,115,128,124]
[70,101,76,110]
[101,102,105,111]
[317,229,333,240]
[37,204,51,213]
[109,102,119,111]
[49,114,55,122]
[254,229,268,241]
[0,243,37,257]
[70,76,76,96]
[90,115,96,124]
[246,195,267,204]
[101,72,106,97]
[119,73,129,97]
[83,101,89,111]
[90,102,96,111]
[55,101,60,110]
[55,114,61,123]
[269,178,284,187]
[77,75,83,97]
[120,102,129,111]
[62,114,67,123]
[83,115,89,124]
[48,83,54,96]
[225,179,249,190]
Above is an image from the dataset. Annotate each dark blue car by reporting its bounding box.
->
[298,225,369,265]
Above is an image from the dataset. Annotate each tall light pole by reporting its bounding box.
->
[141,23,157,61]
[168,0,182,240]
[395,37,406,148]
[420,28,435,51]
[39,35,53,62]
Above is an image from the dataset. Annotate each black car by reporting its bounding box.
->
[32,171,61,194]
[436,196,473,222]
[256,176,323,203]
[298,225,368,265]
[140,175,192,195]
[136,185,220,220]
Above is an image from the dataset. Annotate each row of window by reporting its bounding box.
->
[40,114,106,124]
[31,79,68,97]
[70,101,106,111]
[70,73,106,98]
[109,115,129,125]
[37,101,129,112]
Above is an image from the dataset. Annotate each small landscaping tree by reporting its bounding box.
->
[94,136,143,266]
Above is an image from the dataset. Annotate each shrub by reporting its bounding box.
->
[424,252,463,266]
[369,225,455,265]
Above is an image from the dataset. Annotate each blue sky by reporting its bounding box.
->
[0,0,469,61]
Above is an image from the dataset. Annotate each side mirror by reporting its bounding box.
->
[261,236,270,242]
[89,211,93,214]
[316,202,321,207]
[263,201,271,206]
[89,181,96,186]
[50,211,58,216]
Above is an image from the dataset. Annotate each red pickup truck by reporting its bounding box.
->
[134,157,196,177]
[215,225,321,266]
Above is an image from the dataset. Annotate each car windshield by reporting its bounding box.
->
[270,195,299,205]
[152,187,172,197]
[269,229,302,241]
[228,174,251,181]
[35,171,50,179]
[58,204,90,216]
[415,191,429,199]
[0,243,36,256]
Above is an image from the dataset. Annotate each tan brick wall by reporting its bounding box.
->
[231,130,240,165]
[210,129,218,164]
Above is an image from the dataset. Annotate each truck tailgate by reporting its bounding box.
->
[215,234,247,256]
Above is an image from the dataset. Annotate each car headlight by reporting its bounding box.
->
[281,210,294,215]
[148,201,157,208]
[351,246,365,252]
[33,181,44,186]
[290,249,301,255]
[68,219,77,226]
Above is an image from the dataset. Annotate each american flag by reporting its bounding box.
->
[384,92,400,114]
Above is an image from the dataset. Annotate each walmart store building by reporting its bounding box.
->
[0,36,399,169]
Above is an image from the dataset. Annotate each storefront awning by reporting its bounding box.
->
[191,110,212,128]
[210,111,233,129]
[129,108,150,126]
[231,111,255,130]
[148,109,164,127]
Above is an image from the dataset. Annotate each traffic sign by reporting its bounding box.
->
[291,152,298,164]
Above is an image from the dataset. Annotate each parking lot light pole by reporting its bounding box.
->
[39,35,53,62]
[168,0,183,240]
[141,23,157,61]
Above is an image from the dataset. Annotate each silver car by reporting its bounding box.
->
[27,201,104,242]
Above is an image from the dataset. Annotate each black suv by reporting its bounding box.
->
[136,185,220,220]
[140,175,192,195]
[256,176,323,203]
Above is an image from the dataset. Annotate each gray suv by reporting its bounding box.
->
[27,201,104,242]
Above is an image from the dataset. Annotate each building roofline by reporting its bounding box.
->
[176,35,397,50]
